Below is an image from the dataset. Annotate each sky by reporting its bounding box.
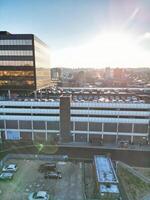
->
[0,0,150,68]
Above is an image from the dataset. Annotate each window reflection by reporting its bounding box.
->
[0,71,34,77]
[0,50,33,56]
[0,60,33,66]
[0,40,32,45]
[0,80,34,86]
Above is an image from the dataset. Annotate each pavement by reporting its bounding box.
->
[0,159,84,200]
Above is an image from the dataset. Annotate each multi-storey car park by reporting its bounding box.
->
[0,93,149,145]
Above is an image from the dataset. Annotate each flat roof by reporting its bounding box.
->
[100,184,120,194]
[94,156,118,184]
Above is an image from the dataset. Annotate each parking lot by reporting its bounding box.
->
[0,159,84,200]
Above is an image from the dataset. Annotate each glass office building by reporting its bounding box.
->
[0,31,51,91]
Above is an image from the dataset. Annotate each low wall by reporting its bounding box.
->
[0,153,68,164]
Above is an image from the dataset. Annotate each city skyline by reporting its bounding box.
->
[1,0,150,68]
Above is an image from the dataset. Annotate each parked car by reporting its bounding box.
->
[62,155,69,161]
[2,164,18,172]
[28,191,49,200]
[38,163,56,172]
[44,171,62,179]
[118,140,129,148]
[0,172,14,180]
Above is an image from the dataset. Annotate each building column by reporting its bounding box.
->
[34,91,37,99]
[73,133,75,142]
[31,120,34,141]
[60,96,71,142]
[45,121,48,141]
[73,121,76,142]
[17,120,19,129]
[147,122,150,144]
[31,106,33,116]
[102,123,104,140]
[116,110,120,143]
[131,123,134,143]
[73,121,75,131]
[4,120,7,139]
[17,120,20,140]
[87,121,89,142]
[147,121,150,144]
[116,122,119,144]
[8,90,11,100]
[40,90,42,99]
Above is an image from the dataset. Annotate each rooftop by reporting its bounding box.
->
[0,87,150,103]
[94,156,118,184]
[0,31,11,35]
[100,184,120,194]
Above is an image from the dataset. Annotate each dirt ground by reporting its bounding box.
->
[0,159,84,200]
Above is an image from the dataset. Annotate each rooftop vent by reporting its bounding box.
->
[0,31,11,35]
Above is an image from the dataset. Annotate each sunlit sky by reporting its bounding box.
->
[1,0,150,68]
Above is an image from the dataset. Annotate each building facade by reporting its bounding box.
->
[0,31,51,92]
[0,98,149,144]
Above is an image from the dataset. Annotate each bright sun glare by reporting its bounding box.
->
[52,30,149,67]
[94,31,135,53]
[84,31,138,64]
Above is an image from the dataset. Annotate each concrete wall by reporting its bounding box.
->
[60,96,71,142]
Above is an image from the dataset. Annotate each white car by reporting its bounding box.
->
[28,191,49,200]
[2,164,18,172]
[0,172,14,180]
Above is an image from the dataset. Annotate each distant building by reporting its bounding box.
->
[112,68,127,86]
[0,31,51,92]
[51,68,61,81]
[104,67,113,80]
[113,68,125,79]
[74,71,86,86]
[61,68,73,81]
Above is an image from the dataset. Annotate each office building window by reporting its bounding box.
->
[0,60,33,66]
[0,50,33,56]
[0,40,32,45]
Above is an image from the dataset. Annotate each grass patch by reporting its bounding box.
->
[118,164,150,200]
